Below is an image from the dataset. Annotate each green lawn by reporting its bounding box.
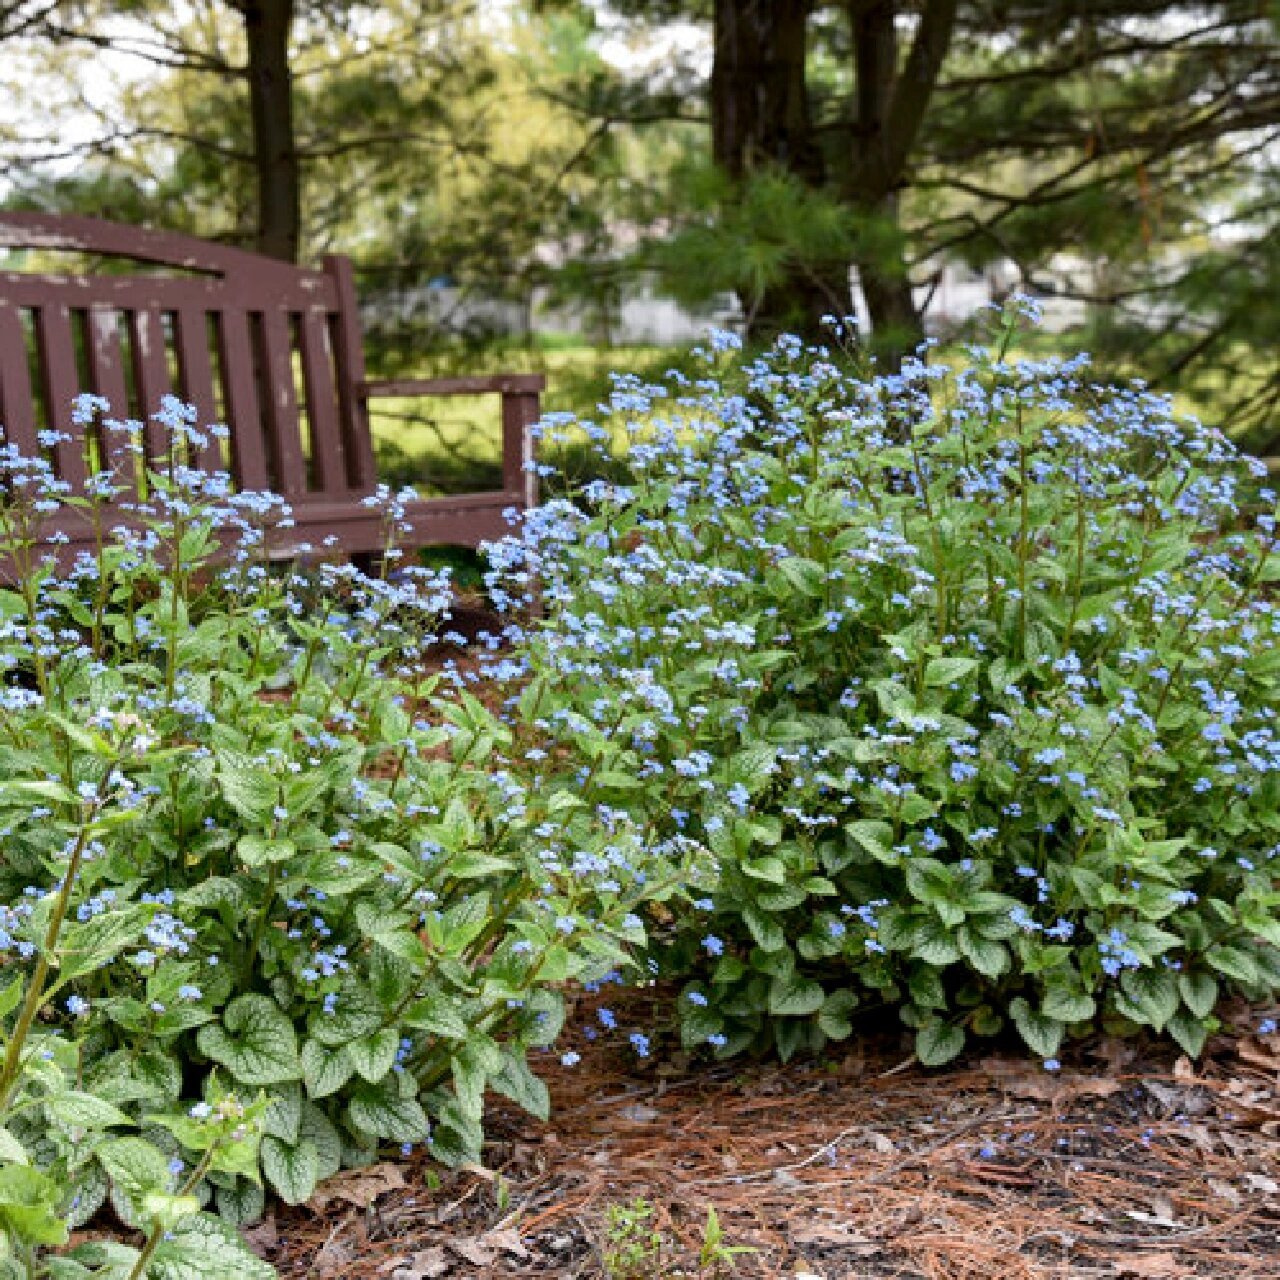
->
[368,344,683,495]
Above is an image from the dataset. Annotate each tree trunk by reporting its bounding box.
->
[711,0,848,340]
[844,0,958,366]
[242,0,299,262]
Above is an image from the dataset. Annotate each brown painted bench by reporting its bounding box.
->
[0,212,541,559]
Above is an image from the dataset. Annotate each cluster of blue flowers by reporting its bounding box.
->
[482,308,1280,1065]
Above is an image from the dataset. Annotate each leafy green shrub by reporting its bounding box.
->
[0,696,269,1280]
[0,397,694,1257]
[490,307,1280,1067]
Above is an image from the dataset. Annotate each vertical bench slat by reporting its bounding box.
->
[298,310,345,492]
[502,388,541,511]
[215,311,269,491]
[35,303,87,489]
[258,310,305,494]
[174,308,221,472]
[323,256,377,489]
[0,303,39,459]
[128,309,172,465]
[85,306,137,489]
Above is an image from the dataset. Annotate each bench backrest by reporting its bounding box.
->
[0,212,377,501]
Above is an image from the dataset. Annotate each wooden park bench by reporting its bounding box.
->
[0,212,542,558]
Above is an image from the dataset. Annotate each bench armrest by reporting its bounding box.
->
[358,374,544,510]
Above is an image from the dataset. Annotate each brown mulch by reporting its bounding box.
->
[259,989,1280,1280]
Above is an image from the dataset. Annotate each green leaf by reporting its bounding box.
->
[774,1017,807,1063]
[445,852,521,878]
[768,972,825,1017]
[1118,969,1180,1031]
[756,883,808,912]
[261,1136,319,1207]
[916,1019,965,1066]
[1040,986,1096,1024]
[299,1039,352,1100]
[490,1052,551,1122]
[58,905,156,980]
[957,929,1009,980]
[179,877,247,912]
[1167,1009,1209,1058]
[299,1103,343,1182]
[96,1137,172,1198]
[148,1212,277,1280]
[347,1084,431,1144]
[775,556,826,597]
[0,779,77,808]
[846,819,896,864]
[403,996,469,1041]
[0,1164,68,1246]
[817,989,858,1041]
[261,1083,302,1144]
[1207,944,1261,985]
[911,921,961,966]
[1009,998,1064,1057]
[348,1028,400,1084]
[742,856,787,885]
[139,1192,201,1233]
[905,859,952,905]
[237,835,296,868]
[1178,971,1219,1020]
[308,984,384,1048]
[680,1000,725,1050]
[742,907,785,952]
[0,974,22,1019]
[924,657,978,687]
[215,1180,265,1227]
[216,753,281,827]
[197,995,301,1086]
[434,895,491,954]
[0,1128,28,1165]
[1240,908,1280,950]
[47,1091,132,1132]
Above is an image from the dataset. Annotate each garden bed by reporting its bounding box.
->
[263,988,1280,1280]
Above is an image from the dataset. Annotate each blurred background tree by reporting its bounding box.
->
[0,0,1276,445]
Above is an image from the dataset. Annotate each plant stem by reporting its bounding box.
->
[0,766,112,1113]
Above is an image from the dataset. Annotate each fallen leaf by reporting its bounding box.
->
[618,1103,661,1123]
[448,1237,492,1267]
[1005,1072,1122,1103]
[241,1215,278,1258]
[1113,1252,1186,1277]
[241,1213,280,1254]
[392,1247,451,1280]
[1245,1172,1279,1194]
[308,1162,407,1212]
[480,1228,529,1260]
[1124,1199,1180,1230]
[791,1219,877,1251]
[1208,1178,1241,1206]
[313,1236,356,1277]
